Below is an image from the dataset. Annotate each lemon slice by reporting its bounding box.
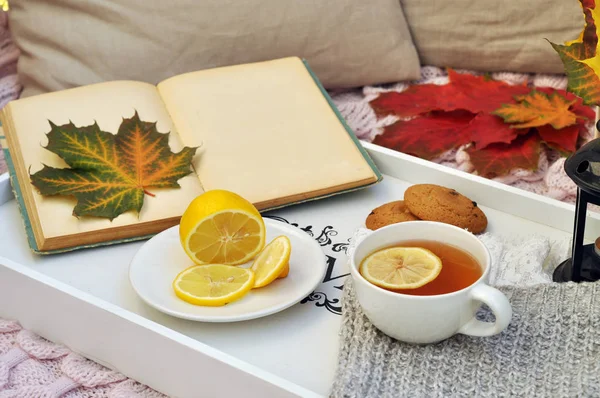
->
[360,247,442,290]
[251,235,291,288]
[173,264,255,306]
[179,190,266,265]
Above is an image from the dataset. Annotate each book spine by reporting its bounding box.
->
[2,147,41,253]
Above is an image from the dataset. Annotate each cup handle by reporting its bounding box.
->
[458,284,512,337]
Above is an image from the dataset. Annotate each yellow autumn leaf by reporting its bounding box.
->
[549,0,600,106]
[492,90,578,129]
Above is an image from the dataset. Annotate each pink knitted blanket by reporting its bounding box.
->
[0,318,166,397]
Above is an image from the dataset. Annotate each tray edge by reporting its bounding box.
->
[0,255,320,398]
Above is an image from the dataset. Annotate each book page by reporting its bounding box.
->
[5,81,203,241]
[157,57,377,208]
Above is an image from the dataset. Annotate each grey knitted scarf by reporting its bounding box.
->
[331,280,600,398]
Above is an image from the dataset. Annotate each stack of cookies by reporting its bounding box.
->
[365,184,488,234]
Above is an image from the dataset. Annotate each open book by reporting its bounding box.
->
[0,57,381,254]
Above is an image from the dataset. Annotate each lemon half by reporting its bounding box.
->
[179,190,266,265]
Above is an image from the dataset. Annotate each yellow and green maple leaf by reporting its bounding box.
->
[30,112,197,220]
[550,0,600,106]
[492,90,579,129]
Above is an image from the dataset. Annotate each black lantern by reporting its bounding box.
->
[554,120,600,282]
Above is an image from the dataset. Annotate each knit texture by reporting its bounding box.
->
[331,280,600,398]
[0,319,166,397]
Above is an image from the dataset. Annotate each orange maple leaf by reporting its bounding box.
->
[492,90,579,129]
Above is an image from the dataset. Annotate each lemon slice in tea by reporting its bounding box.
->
[360,247,442,290]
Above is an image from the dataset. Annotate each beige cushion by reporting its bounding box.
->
[8,0,421,97]
[401,0,582,74]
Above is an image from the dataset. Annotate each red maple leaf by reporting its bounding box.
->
[445,70,531,113]
[370,69,531,118]
[370,84,457,118]
[466,133,542,178]
[371,111,474,160]
[537,124,580,153]
[464,114,524,150]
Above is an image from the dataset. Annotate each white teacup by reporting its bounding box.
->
[350,221,512,344]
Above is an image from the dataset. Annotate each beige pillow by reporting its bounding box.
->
[8,0,421,97]
[401,0,582,74]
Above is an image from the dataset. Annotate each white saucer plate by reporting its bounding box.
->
[129,218,327,322]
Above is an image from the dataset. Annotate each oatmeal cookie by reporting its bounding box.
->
[365,200,420,230]
[404,184,487,233]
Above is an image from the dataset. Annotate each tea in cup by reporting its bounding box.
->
[349,221,512,344]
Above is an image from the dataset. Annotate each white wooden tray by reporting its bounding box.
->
[0,142,597,397]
